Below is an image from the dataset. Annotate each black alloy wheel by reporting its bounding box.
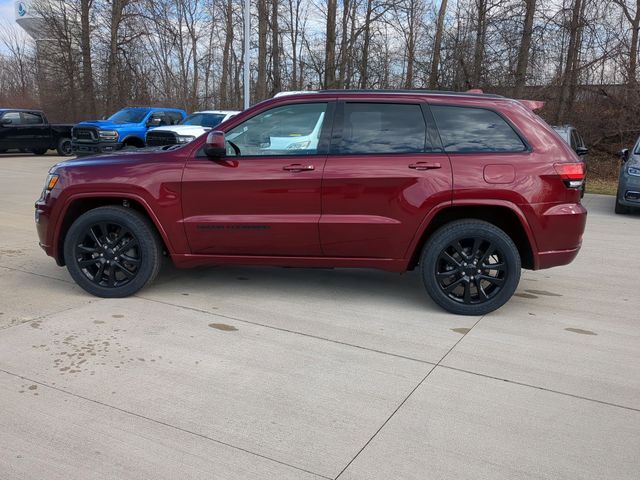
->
[421,220,521,315]
[74,222,141,288]
[64,206,161,297]
[57,138,73,156]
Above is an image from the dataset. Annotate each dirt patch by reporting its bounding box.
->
[208,323,238,332]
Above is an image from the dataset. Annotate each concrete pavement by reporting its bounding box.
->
[1,155,639,479]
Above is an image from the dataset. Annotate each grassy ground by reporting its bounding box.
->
[586,177,617,195]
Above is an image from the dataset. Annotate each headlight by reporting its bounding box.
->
[628,166,640,177]
[176,135,196,144]
[286,140,311,150]
[99,130,119,141]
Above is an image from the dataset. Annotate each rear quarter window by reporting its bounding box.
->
[430,105,526,153]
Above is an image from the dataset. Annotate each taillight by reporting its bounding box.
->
[554,162,585,188]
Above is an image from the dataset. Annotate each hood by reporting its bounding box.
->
[52,149,169,171]
[76,120,138,129]
[150,125,210,137]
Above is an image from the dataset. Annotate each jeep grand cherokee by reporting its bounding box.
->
[35,90,587,315]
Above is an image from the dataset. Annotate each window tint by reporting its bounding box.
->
[22,112,43,125]
[166,111,183,125]
[570,130,578,150]
[1,111,22,125]
[430,105,526,153]
[225,103,327,156]
[338,103,427,154]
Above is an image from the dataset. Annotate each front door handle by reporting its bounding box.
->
[408,162,441,170]
[283,164,315,172]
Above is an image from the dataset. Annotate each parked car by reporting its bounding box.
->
[35,90,587,315]
[71,107,187,155]
[553,124,588,196]
[0,109,73,156]
[146,110,239,147]
[615,145,640,214]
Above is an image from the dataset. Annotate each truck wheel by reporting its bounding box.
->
[421,220,521,316]
[64,206,162,298]
[31,148,48,155]
[0,149,6,154]
[56,138,73,156]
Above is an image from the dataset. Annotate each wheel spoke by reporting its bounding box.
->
[93,262,105,283]
[113,261,135,277]
[444,277,465,293]
[483,262,505,271]
[115,238,138,254]
[78,258,100,268]
[480,275,504,287]
[440,251,461,268]
[77,245,97,254]
[479,243,495,264]
[89,227,103,247]
[436,269,459,279]
[471,237,482,260]
[120,253,140,265]
[476,278,488,300]
[463,281,471,303]
[107,265,116,286]
[452,241,467,260]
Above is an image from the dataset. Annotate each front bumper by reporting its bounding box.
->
[71,141,124,155]
[618,172,640,208]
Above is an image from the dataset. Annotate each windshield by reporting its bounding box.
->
[181,113,227,127]
[108,108,150,124]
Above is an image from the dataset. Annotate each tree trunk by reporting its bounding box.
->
[429,0,448,89]
[257,0,268,100]
[272,0,282,94]
[220,0,234,108]
[513,0,536,98]
[472,0,487,87]
[359,0,373,88]
[556,0,584,122]
[324,0,337,88]
[80,0,96,117]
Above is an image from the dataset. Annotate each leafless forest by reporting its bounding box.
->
[1,0,639,168]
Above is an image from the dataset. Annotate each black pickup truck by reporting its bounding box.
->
[0,109,74,156]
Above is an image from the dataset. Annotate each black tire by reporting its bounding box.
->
[0,149,6,154]
[614,188,631,214]
[56,137,73,156]
[31,148,48,155]
[421,220,521,316]
[64,206,162,297]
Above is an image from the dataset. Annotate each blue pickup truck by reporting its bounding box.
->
[71,107,187,155]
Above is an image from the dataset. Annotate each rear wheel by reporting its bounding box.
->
[56,137,73,156]
[421,220,521,316]
[64,206,162,297]
[31,148,48,155]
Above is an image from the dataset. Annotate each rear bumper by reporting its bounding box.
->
[529,202,587,270]
[72,141,123,155]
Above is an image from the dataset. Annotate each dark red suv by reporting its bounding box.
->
[35,90,587,315]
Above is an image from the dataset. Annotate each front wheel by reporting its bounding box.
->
[421,220,521,316]
[64,206,162,297]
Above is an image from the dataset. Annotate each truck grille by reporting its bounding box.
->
[72,126,98,142]
[146,131,178,147]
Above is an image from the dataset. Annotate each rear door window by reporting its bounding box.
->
[430,105,526,153]
[337,103,429,154]
[22,112,44,125]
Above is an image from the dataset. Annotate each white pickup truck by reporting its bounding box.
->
[146,110,239,147]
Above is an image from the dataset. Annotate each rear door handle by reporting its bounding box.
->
[408,162,441,170]
[283,164,315,172]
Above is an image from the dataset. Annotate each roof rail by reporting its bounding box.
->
[317,89,504,98]
[273,91,317,98]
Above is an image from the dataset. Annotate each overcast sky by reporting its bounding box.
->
[0,0,14,25]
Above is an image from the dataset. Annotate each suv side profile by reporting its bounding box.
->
[35,90,587,315]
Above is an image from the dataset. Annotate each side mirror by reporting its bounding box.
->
[619,148,630,162]
[576,146,588,157]
[204,131,226,158]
